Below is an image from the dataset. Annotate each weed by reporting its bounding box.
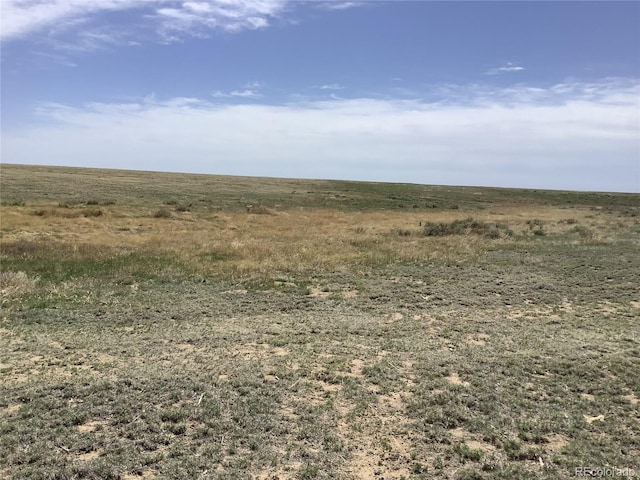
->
[455,444,484,462]
[300,464,320,479]
[412,462,427,474]
[246,204,274,215]
[153,208,172,218]
[569,225,592,238]
[526,219,544,229]
[83,208,103,217]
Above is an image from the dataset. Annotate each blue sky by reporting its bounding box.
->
[1,1,639,192]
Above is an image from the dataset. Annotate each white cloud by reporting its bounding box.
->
[230,89,261,98]
[486,62,526,75]
[319,83,345,90]
[316,2,363,11]
[1,0,137,40]
[3,80,639,192]
[0,0,288,44]
[213,83,263,98]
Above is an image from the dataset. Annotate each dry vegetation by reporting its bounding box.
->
[1,164,639,479]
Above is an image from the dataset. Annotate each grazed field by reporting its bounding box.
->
[1,164,639,479]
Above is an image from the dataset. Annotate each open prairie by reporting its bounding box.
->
[1,164,639,480]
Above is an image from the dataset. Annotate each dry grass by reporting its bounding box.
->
[1,202,628,282]
[0,271,37,298]
[1,165,639,479]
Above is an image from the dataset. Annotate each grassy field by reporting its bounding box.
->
[1,163,639,480]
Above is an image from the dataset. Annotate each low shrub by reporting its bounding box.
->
[569,225,592,238]
[1,199,25,206]
[246,205,274,215]
[175,204,192,212]
[83,208,103,217]
[154,208,172,218]
[422,218,512,239]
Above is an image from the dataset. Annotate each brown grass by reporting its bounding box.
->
[0,271,37,298]
[0,203,629,281]
[1,165,639,480]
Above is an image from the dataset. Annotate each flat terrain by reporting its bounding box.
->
[1,163,639,479]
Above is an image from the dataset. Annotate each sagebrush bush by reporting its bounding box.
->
[422,218,512,239]
[83,208,103,217]
[570,225,592,238]
[154,208,172,218]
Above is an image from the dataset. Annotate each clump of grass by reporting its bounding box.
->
[526,219,544,229]
[454,444,484,462]
[569,225,592,238]
[154,208,172,218]
[175,204,192,212]
[82,208,103,217]
[84,198,115,206]
[0,239,41,256]
[1,199,25,206]
[422,218,512,239]
[32,208,102,218]
[0,271,37,297]
[246,205,274,215]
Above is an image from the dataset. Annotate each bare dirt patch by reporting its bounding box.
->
[1,404,22,415]
[446,372,470,387]
[77,420,107,433]
[77,449,102,462]
[309,287,331,298]
[545,433,569,452]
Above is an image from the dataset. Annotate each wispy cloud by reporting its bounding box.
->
[485,62,526,75]
[213,82,264,99]
[316,2,363,11]
[318,83,345,90]
[1,0,288,45]
[230,89,261,98]
[4,79,638,192]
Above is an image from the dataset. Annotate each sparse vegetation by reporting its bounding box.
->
[0,164,638,479]
[422,218,512,238]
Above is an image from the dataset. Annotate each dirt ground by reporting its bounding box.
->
[1,165,639,479]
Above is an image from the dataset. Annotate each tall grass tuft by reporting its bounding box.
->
[0,271,37,297]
